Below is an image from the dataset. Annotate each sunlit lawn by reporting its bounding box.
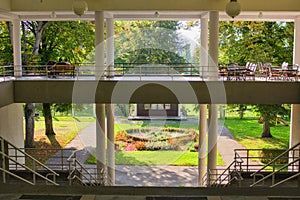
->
[224,118,290,150]
[31,116,95,148]
[86,150,225,166]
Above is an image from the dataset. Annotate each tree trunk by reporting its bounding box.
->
[239,110,244,119]
[24,103,35,148]
[261,120,272,138]
[43,103,55,135]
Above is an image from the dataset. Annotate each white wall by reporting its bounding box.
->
[0,103,24,149]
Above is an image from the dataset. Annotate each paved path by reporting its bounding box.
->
[55,118,257,186]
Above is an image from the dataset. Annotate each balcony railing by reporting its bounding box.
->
[0,63,299,82]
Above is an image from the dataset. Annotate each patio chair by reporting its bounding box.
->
[285,64,299,81]
[245,63,257,81]
[267,64,282,80]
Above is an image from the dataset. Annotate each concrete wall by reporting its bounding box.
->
[0,81,14,108]
[13,80,300,104]
[0,103,24,149]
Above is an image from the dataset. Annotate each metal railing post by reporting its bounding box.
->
[32,160,36,185]
[1,138,6,183]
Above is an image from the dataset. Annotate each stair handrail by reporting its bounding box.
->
[0,136,59,185]
[67,150,99,186]
[0,136,59,176]
[0,151,59,185]
[250,156,300,187]
[208,151,244,187]
[250,142,300,178]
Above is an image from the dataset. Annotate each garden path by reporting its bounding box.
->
[56,117,258,186]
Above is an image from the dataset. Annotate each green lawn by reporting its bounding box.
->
[224,118,290,149]
[86,150,225,166]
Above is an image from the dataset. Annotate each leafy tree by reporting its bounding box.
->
[253,104,287,138]
[0,22,13,64]
[219,21,294,66]
[227,104,249,119]
[114,21,187,65]
[54,103,72,115]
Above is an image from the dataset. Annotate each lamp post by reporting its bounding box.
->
[72,0,88,16]
[225,0,241,18]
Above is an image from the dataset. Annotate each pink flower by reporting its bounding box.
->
[124,143,136,151]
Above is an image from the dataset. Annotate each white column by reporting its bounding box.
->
[208,11,219,81]
[207,11,219,185]
[12,19,22,77]
[293,17,300,65]
[106,104,115,185]
[198,104,207,186]
[95,11,105,79]
[96,104,106,185]
[200,17,208,79]
[95,11,106,184]
[290,18,300,150]
[198,16,209,187]
[106,18,114,78]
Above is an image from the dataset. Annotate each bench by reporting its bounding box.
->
[48,63,76,77]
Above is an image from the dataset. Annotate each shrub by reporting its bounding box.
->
[115,131,128,142]
[145,141,174,151]
[135,141,146,150]
[259,149,288,164]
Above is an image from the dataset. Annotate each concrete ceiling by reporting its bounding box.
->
[0,0,300,21]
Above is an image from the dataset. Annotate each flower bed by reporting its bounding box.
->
[115,127,198,151]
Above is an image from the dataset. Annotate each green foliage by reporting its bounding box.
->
[253,104,288,123]
[259,149,288,164]
[219,21,294,66]
[114,21,188,64]
[0,22,13,64]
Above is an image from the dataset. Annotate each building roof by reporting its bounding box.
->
[1,0,300,21]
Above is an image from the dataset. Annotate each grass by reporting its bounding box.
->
[224,117,290,149]
[86,150,225,166]
[32,116,95,148]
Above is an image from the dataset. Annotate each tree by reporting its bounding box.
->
[254,104,287,138]
[24,103,35,148]
[114,21,187,65]
[227,104,248,119]
[43,103,55,135]
[219,21,294,66]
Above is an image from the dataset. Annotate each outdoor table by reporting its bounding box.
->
[227,66,252,80]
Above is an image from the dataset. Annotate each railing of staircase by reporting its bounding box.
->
[0,136,59,185]
[208,153,244,187]
[67,150,99,186]
[250,142,300,187]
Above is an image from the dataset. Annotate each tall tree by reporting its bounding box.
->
[43,103,55,135]
[114,21,186,65]
[24,103,35,148]
[227,104,248,119]
[254,104,287,138]
[219,21,294,66]
[22,21,54,136]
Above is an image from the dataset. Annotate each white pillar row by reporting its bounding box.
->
[198,104,207,186]
[12,19,22,77]
[200,17,208,80]
[95,11,105,79]
[106,18,114,78]
[95,104,106,185]
[208,11,219,81]
[290,17,300,150]
[95,10,106,185]
[207,11,219,185]
[106,104,115,185]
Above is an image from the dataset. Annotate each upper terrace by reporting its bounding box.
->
[1,63,300,108]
